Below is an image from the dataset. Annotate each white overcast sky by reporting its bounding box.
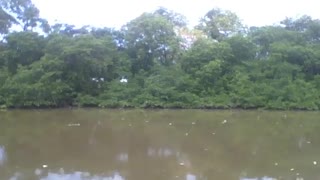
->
[32,0,320,29]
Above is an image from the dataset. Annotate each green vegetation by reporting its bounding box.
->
[1,1,320,110]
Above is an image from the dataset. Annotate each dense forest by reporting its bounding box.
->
[0,0,320,110]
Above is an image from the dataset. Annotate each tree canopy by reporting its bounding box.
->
[0,2,320,110]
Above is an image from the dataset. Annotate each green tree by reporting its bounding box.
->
[153,7,187,28]
[196,8,244,41]
[44,33,123,95]
[0,5,16,34]
[225,35,257,63]
[180,38,233,75]
[249,26,305,58]
[0,0,49,33]
[281,15,320,42]
[123,12,181,74]
[0,58,72,107]
[0,31,45,74]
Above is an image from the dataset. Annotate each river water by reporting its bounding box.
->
[0,109,319,180]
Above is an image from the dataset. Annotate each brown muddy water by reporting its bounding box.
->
[0,109,320,180]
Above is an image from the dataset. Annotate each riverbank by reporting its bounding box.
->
[1,102,318,111]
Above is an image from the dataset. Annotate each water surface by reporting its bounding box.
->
[0,109,320,180]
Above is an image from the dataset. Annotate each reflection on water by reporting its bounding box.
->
[0,145,6,166]
[240,177,276,180]
[147,147,174,158]
[41,172,124,180]
[186,173,197,180]
[0,109,320,180]
[8,171,124,180]
[116,153,128,163]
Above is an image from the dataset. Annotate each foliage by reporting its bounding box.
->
[0,2,319,110]
[196,8,244,40]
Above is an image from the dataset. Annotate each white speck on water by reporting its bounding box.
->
[185,133,189,136]
[121,118,125,121]
[145,120,149,123]
[212,132,216,135]
[290,168,295,171]
[274,162,278,166]
[179,162,185,166]
[192,122,196,125]
[42,165,48,168]
[204,148,209,151]
[222,120,227,124]
[296,173,300,176]
[169,123,172,126]
[314,161,317,165]
[307,141,311,144]
[129,124,132,127]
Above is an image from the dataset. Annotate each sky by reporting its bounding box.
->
[32,0,320,29]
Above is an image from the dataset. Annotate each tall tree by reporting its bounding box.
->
[281,15,320,43]
[0,0,49,33]
[153,7,187,28]
[196,8,244,41]
[123,12,181,74]
[0,6,16,34]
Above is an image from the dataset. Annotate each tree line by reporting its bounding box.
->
[1,0,320,110]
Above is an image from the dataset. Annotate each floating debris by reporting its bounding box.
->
[67,123,80,127]
[307,141,311,144]
[314,161,317,165]
[42,164,48,168]
[145,120,149,123]
[192,122,196,125]
[222,120,227,124]
[290,168,295,171]
[179,162,185,166]
[296,173,300,176]
[274,162,278,166]
[212,132,216,135]
[204,148,209,151]
[185,133,189,136]
[169,123,173,126]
